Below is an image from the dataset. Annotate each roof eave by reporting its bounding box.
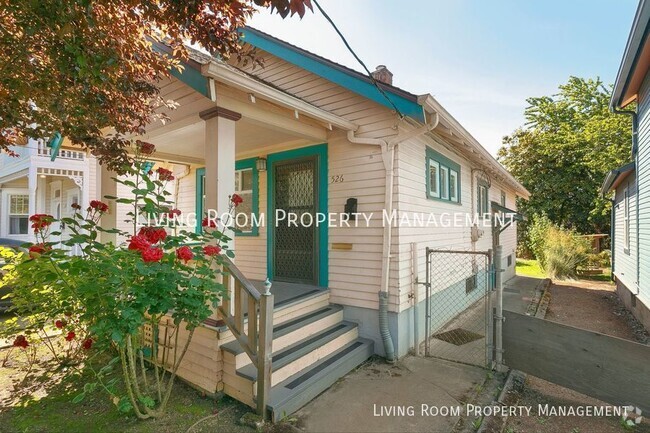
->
[611,0,650,109]
[418,94,531,199]
[600,162,636,196]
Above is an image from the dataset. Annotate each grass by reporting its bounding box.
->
[516,258,612,282]
[0,344,259,433]
[516,259,546,278]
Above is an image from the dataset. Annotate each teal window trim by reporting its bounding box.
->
[235,158,259,237]
[425,146,461,205]
[195,159,260,236]
[266,143,328,287]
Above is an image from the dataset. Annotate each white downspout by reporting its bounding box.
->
[346,112,439,361]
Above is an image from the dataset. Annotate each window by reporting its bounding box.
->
[624,187,630,253]
[477,184,489,215]
[426,147,460,203]
[196,158,259,236]
[9,195,29,235]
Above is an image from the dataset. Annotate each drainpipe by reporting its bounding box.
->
[611,107,639,293]
[609,198,616,282]
[347,112,439,362]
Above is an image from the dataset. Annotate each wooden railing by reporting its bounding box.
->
[218,257,273,419]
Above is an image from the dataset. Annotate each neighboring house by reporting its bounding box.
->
[0,138,97,245]
[602,0,650,331]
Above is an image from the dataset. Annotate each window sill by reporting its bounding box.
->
[426,195,462,206]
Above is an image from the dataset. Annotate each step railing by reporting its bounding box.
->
[218,257,273,419]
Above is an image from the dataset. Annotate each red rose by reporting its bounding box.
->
[29,214,53,232]
[82,338,93,350]
[13,335,29,349]
[231,194,243,207]
[202,217,217,229]
[128,235,151,252]
[55,319,66,329]
[89,200,109,213]
[176,246,194,263]
[28,243,49,258]
[65,331,76,341]
[138,226,167,244]
[156,167,175,181]
[167,209,181,218]
[136,140,156,155]
[203,245,221,257]
[141,247,164,263]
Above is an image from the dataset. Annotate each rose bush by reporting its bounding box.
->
[0,141,238,418]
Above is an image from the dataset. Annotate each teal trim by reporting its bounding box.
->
[235,158,259,237]
[241,28,423,121]
[195,168,205,233]
[425,146,461,205]
[47,132,63,162]
[152,44,209,98]
[266,143,328,287]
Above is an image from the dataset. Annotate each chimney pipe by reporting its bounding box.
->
[371,65,393,85]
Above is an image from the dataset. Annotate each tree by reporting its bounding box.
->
[0,0,312,171]
[498,76,632,236]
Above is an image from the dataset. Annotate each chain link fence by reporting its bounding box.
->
[424,249,493,368]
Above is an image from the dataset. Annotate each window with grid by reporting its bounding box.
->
[426,147,460,203]
[9,195,29,235]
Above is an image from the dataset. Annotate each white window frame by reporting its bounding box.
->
[235,167,254,234]
[1,188,30,238]
[478,184,489,215]
[428,159,440,199]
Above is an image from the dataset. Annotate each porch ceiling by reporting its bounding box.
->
[147,117,314,162]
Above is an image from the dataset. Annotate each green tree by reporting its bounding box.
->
[498,76,632,235]
[0,0,311,171]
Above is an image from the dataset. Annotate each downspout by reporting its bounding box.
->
[610,198,616,282]
[347,112,439,362]
[611,107,639,292]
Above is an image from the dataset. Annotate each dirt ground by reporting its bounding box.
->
[503,279,650,433]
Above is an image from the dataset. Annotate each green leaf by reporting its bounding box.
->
[72,392,86,404]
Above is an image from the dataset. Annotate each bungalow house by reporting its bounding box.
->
[1,28,528,419]
[602,0,650,330]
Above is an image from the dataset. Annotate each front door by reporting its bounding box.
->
[272,156,318,284]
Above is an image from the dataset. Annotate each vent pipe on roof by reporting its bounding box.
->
[371,65,393,85]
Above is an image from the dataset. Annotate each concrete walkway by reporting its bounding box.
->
[503,275,548,314]
[295,356,487,433]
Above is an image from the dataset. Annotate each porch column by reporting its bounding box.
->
[99,162,118,244]
[28,165,37,243]
[199,106,241,249]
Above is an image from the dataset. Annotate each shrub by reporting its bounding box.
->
[526,213,553,267]
[542,227,591,279]
[0,141,238,419]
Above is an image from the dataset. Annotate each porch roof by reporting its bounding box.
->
[601,161,636,195]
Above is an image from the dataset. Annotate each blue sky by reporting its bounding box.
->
[249,0,638,156]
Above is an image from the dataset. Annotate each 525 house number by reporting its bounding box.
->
[330,175,344,183]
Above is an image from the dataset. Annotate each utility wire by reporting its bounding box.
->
[312,0,404,118]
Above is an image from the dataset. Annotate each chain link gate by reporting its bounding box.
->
[424,248,494,368]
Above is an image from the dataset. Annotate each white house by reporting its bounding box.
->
[2,28,529,420]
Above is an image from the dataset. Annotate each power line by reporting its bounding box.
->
[311,0,404,118]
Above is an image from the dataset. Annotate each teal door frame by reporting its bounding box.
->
[267,143,328,287]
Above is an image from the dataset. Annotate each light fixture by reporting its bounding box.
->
[256,157,267,172]
[40,174,46,178]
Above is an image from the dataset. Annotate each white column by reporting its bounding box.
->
[99,162,118,244]
[28,165,37,243]
[200,106,240,251]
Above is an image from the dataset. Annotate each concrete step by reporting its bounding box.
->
[267,338,374,422]
[221,305,344,369]
[218,290,330,345]
[237,321,359,388]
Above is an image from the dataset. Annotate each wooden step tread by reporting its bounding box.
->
[220,305,344,356]
[236,321,358,382]
[267,338,374,421]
